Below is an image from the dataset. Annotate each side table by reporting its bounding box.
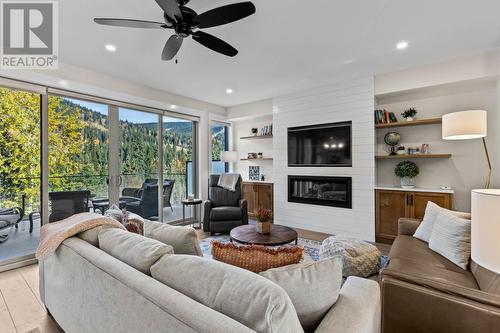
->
[181,199,203,229]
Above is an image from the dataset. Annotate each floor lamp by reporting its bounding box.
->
[442,110,492,188]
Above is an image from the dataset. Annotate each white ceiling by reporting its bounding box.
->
[60,0,500,107]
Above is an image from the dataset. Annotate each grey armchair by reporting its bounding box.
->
[203,174,248,234]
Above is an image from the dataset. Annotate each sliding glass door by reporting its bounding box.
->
[47,96,109,220]
[0,86,41,264]
[117,107,159,219]
[162,116,195,223]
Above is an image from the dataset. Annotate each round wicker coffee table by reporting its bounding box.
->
[230,224,298,246]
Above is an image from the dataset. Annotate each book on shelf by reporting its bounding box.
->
[374,109,398,124]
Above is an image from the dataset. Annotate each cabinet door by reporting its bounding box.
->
[376,190,409,242]
[241,183,256,214]
[410,192,452,219]
[256,184,273,211]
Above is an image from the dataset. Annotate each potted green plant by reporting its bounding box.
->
[401,107,418,121]
[251,128,258,136]
[395,160,419,189]
[255,208,272,234]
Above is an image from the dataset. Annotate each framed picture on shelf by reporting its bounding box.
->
[249,166,260,181]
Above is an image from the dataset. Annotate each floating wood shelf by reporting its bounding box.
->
[375,154,452,160]
[239,135,273,139]
[240,157,274,161]
[375,118,442,129]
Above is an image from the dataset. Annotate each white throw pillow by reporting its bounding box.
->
[414,201,471,243]
[428,211,471,270]
[260,256,342,332]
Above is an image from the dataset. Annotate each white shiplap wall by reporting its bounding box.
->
[273,77,376,241]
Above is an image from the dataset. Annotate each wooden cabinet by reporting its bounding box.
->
[375,189,452,243]
[242,182,274,217]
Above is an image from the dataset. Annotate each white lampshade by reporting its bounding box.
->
[221,151,238,163]
[442,110,487,140]
[471,189,500,274]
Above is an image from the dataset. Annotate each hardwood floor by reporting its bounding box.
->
[0,265,61,333]
[0,227,391,332]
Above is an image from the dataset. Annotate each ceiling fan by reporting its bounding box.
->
[94,0,256,61]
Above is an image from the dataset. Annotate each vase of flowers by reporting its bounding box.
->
[401,107,418,121]
[395,160,419,189]
[255,208,272,234]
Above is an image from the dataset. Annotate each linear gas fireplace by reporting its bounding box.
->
[288,175,352,209]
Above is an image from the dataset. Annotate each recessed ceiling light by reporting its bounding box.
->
[396,41,408,50]
[170,104,177,109]
[105,44,117,52]
[225,88,233,95]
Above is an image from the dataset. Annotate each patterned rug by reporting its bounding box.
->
[199,235,321,261]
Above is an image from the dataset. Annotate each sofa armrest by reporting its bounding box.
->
[398,218,422,236]
[315,277,381,333]
[239,199,248,225]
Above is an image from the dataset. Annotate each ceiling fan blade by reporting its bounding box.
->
[94,18,166,29]
[192,31,238,57]
[162,35,183,60]
[154,0,182,20]
[196,2,255,29]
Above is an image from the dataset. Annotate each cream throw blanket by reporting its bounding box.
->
[36,212,125,260]
[217,173,240,192]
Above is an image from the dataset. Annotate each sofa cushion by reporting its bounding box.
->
[389,235,465,273]
[428,212,471,270]
[144,220,202,256]
[385,257,478,290]
[260,257,342,332]
[210,206,242,221]
[98,228,173,275]
[414,201,471,243]
[151,254,304,333]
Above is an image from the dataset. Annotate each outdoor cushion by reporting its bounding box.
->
[98,228,173,275]
[151,254,304,333]
[210,206,242,221]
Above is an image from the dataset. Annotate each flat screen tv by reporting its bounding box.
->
[288,121,352,167]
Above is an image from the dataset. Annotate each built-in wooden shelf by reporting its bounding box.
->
[375,154,452,160]
[240,157,274,161]
[375,118,442,129]
[239,134,273,140]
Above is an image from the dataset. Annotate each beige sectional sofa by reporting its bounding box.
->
[39,222,381,333]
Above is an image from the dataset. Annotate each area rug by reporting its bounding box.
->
[199,235,321,261]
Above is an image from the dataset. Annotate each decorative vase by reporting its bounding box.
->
[400,177,415,189]
[256,221,271,234]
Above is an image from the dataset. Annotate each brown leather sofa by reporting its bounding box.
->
[380,218,500,333]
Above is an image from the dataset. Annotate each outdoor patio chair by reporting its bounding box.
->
[0,207,24,243]
[48,190,91,223]
[121,179,175,212]
[123,184,158,219]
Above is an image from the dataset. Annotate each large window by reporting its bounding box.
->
[211,122,229,174]
[163,116,195,222]
[0,86,41,263]
[48,97,109,198]
[0,79,201,268]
